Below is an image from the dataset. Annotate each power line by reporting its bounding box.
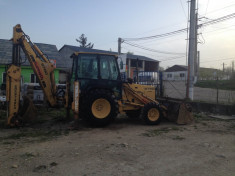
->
[198,13,235,28]
[122,12,235,42]
[123,28,187,41]
[160,55,186,62]
[179,0,187,20]
[201,23,235,35]
[121,46,158,58]
[205,3,235,15]
[123,41,186,55]
[204,0,210,16]
[131,35,187,46]
[123,46,187,62]
[201,57,235,63]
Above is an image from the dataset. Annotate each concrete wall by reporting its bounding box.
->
[163,80,235,104]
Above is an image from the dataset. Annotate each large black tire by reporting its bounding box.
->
[85,89,118,127]
[126,109,141,118]
[141,102,162,125]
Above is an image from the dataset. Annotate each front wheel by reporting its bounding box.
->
[141,103,162,125]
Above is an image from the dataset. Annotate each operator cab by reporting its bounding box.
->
[70,52,122,99]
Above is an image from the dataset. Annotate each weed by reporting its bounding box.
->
[20,152,38,159]
[201,122,208,126]
[171,126,184,131]
[50,162,58,167]
[2,141,15,145]
[172,135,185,140]
[33,165,47,172]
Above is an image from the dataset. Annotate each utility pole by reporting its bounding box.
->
[232,61,234,73]
[197,51,200,77]
[118,38,122,55]
[186,0,196,100]
[194,12,198,82]
[222,63,226,72]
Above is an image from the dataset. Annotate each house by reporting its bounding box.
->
[59,45,117,69]
[59,45,159,83]
[0,39,65,87]
[119,53,159,80]
[163,64,223,81]
[163,65,188,81]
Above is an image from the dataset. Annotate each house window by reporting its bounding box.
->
[167,74,172,78]
[180,73,185,77]
[2,72,6,83]
[130,60,143,68]
[30,74,39,83]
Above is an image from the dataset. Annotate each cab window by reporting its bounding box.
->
[100,55,119,80]
[77,55,98,79]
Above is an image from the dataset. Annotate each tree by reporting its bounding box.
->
[76,34,94,48]
[159,66,164,71]
[127,51,134,55]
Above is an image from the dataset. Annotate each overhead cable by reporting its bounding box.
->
[123,12,235,42]
[123,41,186,55]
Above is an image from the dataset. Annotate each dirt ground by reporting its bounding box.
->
[0,110,235,176]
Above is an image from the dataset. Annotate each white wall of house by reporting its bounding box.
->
[163,71,187,81]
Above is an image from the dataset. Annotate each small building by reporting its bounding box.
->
[0,39,64,87]
[163,64,223,81]
[163,65,187,81]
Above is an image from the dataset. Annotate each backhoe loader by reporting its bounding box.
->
[6,24,193,127]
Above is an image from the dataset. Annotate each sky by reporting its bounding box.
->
[0,0,235,70]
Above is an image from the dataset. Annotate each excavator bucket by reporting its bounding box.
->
[9,96,37,126]
[162,101,194,125]
[18,96,37,124]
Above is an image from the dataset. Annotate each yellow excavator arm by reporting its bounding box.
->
[6,24,59,126]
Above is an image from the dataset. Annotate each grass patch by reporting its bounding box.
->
[195,80,235,91]
[1,129,70,142]
[142,127,185,137]
[227,123,235,131]
[194,113,222,123]
[36,108,73,123]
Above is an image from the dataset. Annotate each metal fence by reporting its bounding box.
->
[133,71,159,86]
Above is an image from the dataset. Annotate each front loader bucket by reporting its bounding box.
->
[164,102,193,125]
[176,103,193,124]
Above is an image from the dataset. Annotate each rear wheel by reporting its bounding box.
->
[141,103,162,125]
[86,90,117,127]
